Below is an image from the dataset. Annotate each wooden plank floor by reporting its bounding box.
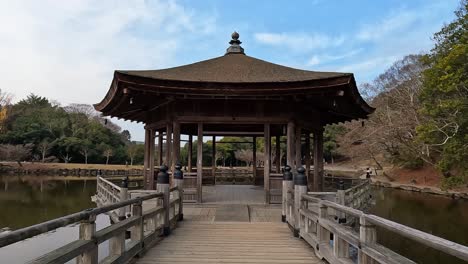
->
[136,222,323,264]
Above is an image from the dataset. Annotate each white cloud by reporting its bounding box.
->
[307,49,363,66]
[0,0,216,140]
[254,32,345,52]
[357,10,419,41]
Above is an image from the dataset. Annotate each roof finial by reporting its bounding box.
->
[226,31,245,55]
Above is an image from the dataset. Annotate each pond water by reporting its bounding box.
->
[368,187,468,264]
[0,177,467,264]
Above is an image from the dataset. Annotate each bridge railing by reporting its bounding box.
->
[296,193,468,264]
[0,187,183,264]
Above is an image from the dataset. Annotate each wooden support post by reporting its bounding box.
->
[295,125,302,170]
[157,167,170,236]
[173,164,184,221]
[212,135,216,184]
[252,136,257,184]
[333,235,350,259]
[131,202,143,242]
[294,167,307,237]
[197,123,203,203]
[119,178,129,217]
[264,124,271,204]
[276,135,281,173]
[165,123,172,169]
[313,129,324,191]
[188,135,193,173]
[318,202,329,243]
[143,128,151,189]
[287,121,295,171]
[359,215,377,264]
[282,166,293,223]
[172,121,181,182]
[77,216,97,264]
[149,129,155,190]
[305,132,311,189]
[158,132,163,166]
[110,178,128,256]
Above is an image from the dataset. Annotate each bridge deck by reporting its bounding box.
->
[136,221,323,264]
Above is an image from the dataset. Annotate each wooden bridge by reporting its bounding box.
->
[1,171,468,264]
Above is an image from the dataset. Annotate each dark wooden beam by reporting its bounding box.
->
[197,123,203,203]
[275,135,281,173]
[313,129,324,191]
[264,124,271,204]
[188,135,193,173]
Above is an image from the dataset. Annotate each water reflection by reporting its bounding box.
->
[369,187,468,264]
[0,177,96,229]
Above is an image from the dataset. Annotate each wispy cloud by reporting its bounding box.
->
[307,49,363,66]
[254,32,345,52]
[357,10,420,41]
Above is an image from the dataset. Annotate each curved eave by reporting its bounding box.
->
[94,71,375,122]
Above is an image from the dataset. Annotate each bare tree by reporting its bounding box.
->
[103,148,113,165]
[0,144,33,166]
[338,55,433,169]
[38,139,54,163]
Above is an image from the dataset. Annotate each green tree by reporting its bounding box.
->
[418,1,468,182]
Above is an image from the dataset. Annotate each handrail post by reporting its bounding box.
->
[174,163,184,221]
[109,177,128,257]
[120,176,129,217]
[77,214,97,264]
[318,202,329,243]
[157,165,171,236]
[336,180,346,223]
[294,167,308,237]
[359,215,376,264]
[282,165,293,223]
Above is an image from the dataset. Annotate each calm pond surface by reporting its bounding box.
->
[0,177,467,264]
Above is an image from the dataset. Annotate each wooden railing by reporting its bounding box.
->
[0,187,182,264]
[294,193,468,264]
[96,176,123,205]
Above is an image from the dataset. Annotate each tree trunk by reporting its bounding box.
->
[106,155,109,165]
[85,154,88,164]
[130,157,134,166]
[42,151,45,163]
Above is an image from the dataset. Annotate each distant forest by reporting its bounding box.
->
[0,2,466,188]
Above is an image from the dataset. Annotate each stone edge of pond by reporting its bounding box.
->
[372,180,468,199]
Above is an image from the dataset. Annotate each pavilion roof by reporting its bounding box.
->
[117,53,350,83]
[94,32,374,124]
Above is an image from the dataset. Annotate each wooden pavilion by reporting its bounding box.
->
[94,32,374,204]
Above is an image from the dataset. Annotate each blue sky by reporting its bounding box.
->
[0,0,459,141]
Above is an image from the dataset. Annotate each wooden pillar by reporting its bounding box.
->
[305,132,311,189]
[264,124,271,204]
[143,128,151,189]
[287,121,295,170]
[165,123,172,169]
[188,135,193,172]
[148,129,155,190]
[359,215,377,264]
[313,129,324,191]
[252,136,257,183]
[295,125,302,169]
[197,123,203,203]
[158,132,163,166]
[275,135,281,173]
[77,216,97,264]
[172,121,181,181]
[212,136,216,183]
